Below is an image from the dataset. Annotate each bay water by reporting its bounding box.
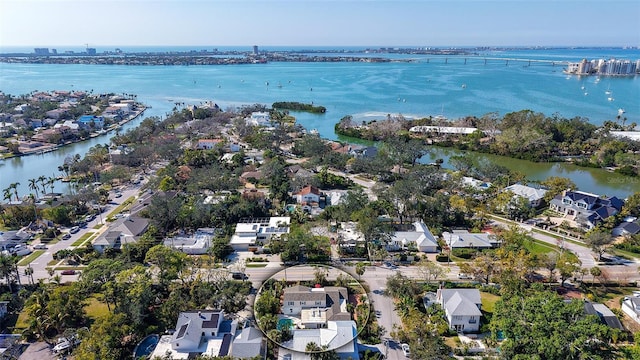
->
[1,48,639,198]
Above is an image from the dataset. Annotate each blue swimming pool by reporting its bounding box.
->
[133,334,159,359]
[277,318,294,331]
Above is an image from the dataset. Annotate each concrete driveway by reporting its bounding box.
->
[18,342,59,360]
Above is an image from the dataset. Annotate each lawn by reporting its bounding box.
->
[246,263,268,268]
[524,240,557,256]
[14,309,30,332]
[85,297,111,320]
[106,198,134,218]
[72,232,94,247]
[17,250,45,266]
[480,292,501,314]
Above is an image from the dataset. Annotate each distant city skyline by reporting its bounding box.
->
[1,0,639,48]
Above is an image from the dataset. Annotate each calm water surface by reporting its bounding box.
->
[1,48,639,197]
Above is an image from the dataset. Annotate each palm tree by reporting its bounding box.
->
[10,182,20,202]
[0,255,17,293]
[25,265,35,285]
[47,177,56,194]
[37,175,47,195]
[28,178,40,199]
[2,187,11,204]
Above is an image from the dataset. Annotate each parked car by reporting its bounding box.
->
[401,343,411,357]
[33,244,47,250]
[61,270,76,275]
[457,273,473,279]
[114,192,122,198]
[69,226,80,234]
[231,272,248,280]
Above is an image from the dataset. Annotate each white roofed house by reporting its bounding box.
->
[387,221,439,253]
[247,111,271,127]
[164,228,218,255]
[504,183,548,208]
[150,310,238,359]
[441,230,500,249]
[622,292,640,325]
[230,217,290,252]
[92,216,149,253]
[436,288,482,333]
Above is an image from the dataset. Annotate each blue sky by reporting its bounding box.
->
[1,0,639,47]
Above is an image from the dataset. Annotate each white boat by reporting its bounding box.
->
[618,108,626,116]
[608,97,614,102]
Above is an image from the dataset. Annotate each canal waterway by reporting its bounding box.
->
[1,48,639,198]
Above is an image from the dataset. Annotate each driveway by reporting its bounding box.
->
[18,342,58,360]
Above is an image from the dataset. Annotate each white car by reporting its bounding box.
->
[458,273,473,279]
[401,343,411,357]
[33,244,47,250]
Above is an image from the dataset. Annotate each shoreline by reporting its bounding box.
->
[1,106,147,161]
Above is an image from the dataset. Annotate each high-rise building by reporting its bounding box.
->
[252,45,259,55]
[34,48,49,55]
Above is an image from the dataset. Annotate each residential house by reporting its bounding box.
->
[45,109,67,120]
[230,217,290,251]
[279,321,360,360]
[164,228,218,255]
[550,190,624,230]
[92,216,149,253]
[150,310,237,359]
[282,285,351,324]
[76,115,105,130]
[0,230,32,251]
[54,120,80,131]
[441,230,500,249]
[437,288,482,333]
[337,222,365,253]
[247,112,271,127]
[504,184,548,208]
[387,221,439,253]
[622,292,640,324]
[613,220,640,237]
[197,138,223,150]
[582,301,623,330]
[349,145,378,159]
[294,185,321,205]
[461,177,492,191]
[230,326,266,359]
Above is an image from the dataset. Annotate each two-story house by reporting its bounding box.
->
[282,285,350,327]
[229,217,290,252]
[150,310,241,359]
[436,288,482,333]
[549,190,624,229]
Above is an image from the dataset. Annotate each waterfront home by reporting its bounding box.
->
[76,115,105,130]
[437,288,482,333]
[441,230,499,249]
[229,217,290,251]
[45,108,68,119]
[246,112,271,127]
[150,310,237,359]
[504,183,547,208]
[163,228,218,255]
[613,220,640,237]
[461,176,492,191]
[549,190,624,230]
[387,221,439,253]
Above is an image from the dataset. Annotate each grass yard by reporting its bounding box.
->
[524,240,557,256]
[17,250,45,266]
[480,292,501,314]
[106,198,134,218]
[246,263,268,268]
[85,297,111,320]
[14,309,30,332]
[72,232,94,247]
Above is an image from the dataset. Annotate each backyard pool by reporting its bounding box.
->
[277,318,294,331]
[133,334,159,359]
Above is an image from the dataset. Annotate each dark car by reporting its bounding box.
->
[231,272,248,280]
[61,270,76,275]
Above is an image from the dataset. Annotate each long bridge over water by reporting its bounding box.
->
[415,56,570,66]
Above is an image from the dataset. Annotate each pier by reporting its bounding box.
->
[419,56,570,66]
